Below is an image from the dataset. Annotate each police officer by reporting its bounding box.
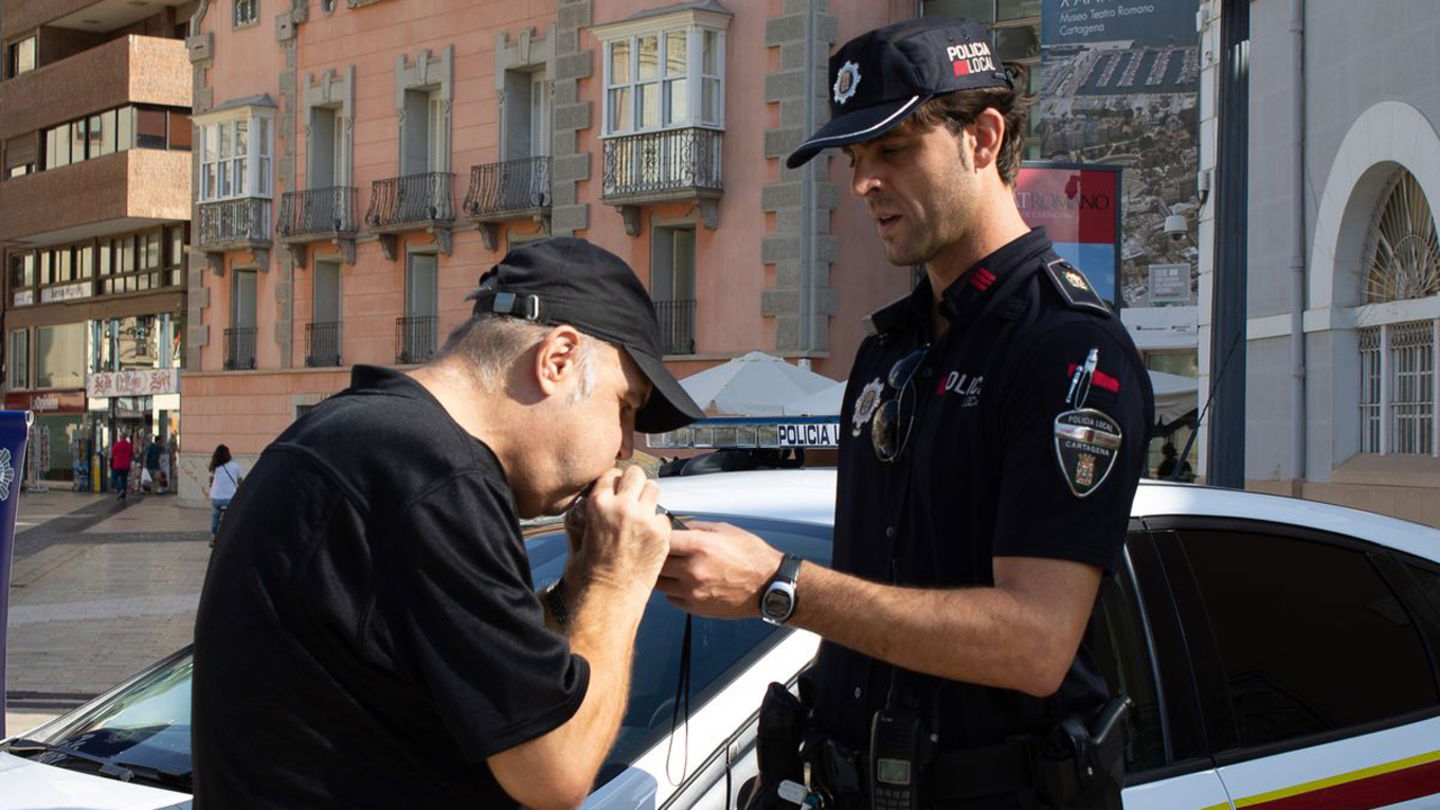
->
[659,18,1153,810]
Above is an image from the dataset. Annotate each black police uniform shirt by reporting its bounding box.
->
[814,228,1154,753]
[192,365,589,810]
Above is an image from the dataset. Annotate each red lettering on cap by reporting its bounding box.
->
[1067,363,1121,393]
[953,59,972,76]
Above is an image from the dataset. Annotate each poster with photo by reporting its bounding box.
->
[1039,0,1201,308]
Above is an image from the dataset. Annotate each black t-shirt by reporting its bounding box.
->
[192,365,589,809]
[815,229,1154,752]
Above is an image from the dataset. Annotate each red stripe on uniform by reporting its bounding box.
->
[1243,757,1440,810]
[1066,363,1120,393]
[971,267,995,290]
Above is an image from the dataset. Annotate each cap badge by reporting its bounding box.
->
[852,377,883,436]
[833,61,861,106]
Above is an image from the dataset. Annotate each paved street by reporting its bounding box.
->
[4,488,210,737]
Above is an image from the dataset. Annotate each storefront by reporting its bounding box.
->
[2,390,87,484]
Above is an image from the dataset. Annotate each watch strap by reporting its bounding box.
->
[775,553,802,584]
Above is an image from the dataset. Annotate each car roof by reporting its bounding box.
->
[655,469,1440,563]
[1132,480,1440,561]
[656,469,837,526]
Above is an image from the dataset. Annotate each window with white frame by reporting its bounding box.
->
[234,0,258,27]
[1355,169,1440,455]
[199,115,273,202]
[601,17,725,136]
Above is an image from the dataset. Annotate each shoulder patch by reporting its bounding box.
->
[864,295,915,337]
[1043,259,1113,317]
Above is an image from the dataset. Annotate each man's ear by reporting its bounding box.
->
[970,107,1006,174]
[534,324,584,397]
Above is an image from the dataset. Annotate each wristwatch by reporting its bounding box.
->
[760,554,802,626]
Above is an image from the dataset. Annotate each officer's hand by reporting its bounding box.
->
[575,466,670,590]
[658,522,784,619]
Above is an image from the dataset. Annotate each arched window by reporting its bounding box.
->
[1365,170,1440,304]
[1357,169,1440,454]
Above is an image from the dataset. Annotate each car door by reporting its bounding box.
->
[573,516,833,810]
[1100,526,1236,810]
[1147,519,1440,810]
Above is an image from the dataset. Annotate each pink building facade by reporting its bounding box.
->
[180,0,917,502]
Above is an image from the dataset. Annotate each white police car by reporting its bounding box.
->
[3,469,1439,809]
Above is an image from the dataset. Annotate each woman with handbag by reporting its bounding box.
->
[208,444,244,547]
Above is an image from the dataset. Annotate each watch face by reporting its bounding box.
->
[762,588,793,618]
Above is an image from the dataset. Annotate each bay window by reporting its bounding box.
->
[601,14,726,135]
[200,114,273,202]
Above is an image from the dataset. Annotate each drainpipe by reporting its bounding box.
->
[1289,0,1307,488]
[799,0,817,357]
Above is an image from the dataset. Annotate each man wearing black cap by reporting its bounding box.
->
[193,237,705,810]
[659,17,1152,810]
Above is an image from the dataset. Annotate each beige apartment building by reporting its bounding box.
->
[0,0,194,485]
[177,0,932,500]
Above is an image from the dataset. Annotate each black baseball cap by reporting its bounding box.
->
[786,17,1012,169]
[466,237,705,434]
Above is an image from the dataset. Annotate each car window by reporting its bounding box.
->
[12,647,193,789]
[1090,548,1166,773]
[528,515,833,775]
[1177,529,1439,750]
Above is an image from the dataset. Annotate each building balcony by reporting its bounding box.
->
[277,186,359,266]
[0,35,189,141]
[197,198,272,266]
[224,327,257,371]
[364,172,455,258]
[655,298,697,355]
[602,128,722,235]
[395,315,437,365]
[305,321,342,368]
[462,157,551,251]
[0,149,189,245]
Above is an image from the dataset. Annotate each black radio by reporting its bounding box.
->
[868,707,931,810]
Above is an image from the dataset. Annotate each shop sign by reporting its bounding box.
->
[39,283,93,304]
[12,290,33,307]
[86,368,180,399]
[2,391,87,414]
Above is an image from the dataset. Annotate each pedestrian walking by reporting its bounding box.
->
[191,237,705,810]
[658,19,1153,810]
[207,444,243,545]
[109,433,134,501]
[143,435,163,493]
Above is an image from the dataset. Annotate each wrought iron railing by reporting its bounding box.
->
[224,327,257,370]
[603,128,722,199]
[654,298,696,355]
[464,157,552,217]
[277,187,358,237]
[395,315,437,365]
[364,172,455,229]
[305,321,342,368]
[199,198,271,247]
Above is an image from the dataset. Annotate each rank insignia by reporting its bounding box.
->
[1044,259,1112,316]
[853,377,884,437]
[1053,408,1122,497]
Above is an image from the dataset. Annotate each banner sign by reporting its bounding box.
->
[649,417,842,450]
[3,391,87,414]
[0,410,33,737]
[1039,0,1201,308]
[86,368,181,399]
[1015,162,1123,306]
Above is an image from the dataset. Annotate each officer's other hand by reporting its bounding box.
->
[576,466,670,590]
[658,522,784,619]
